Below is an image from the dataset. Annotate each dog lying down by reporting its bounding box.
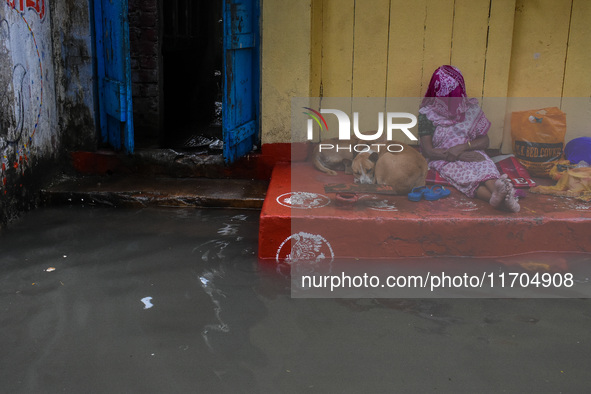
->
[311,138,356,176]
[351,142,427,195]
[311,139,428,195]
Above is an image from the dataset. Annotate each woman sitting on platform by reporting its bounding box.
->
[418,65,520,212]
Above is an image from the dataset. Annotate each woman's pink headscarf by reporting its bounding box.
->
[420,65,470,124]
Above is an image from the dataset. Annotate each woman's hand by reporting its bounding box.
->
[431,148,447,157]
[444,143,468,162]
[458,151,486,162]
[420,136,448,161]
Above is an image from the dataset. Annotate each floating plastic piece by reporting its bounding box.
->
[141,297,153,309]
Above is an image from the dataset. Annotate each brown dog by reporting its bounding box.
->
[312,138,356,175]
[351,142,427,194]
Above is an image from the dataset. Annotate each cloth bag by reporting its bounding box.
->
[530,167,591,202]
[511,107,567,177]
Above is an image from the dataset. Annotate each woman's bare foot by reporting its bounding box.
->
[489,175,509,208]
[502,180,521,213]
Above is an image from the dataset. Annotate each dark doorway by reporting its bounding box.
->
[128,0,259,159]
[161,0,223,151]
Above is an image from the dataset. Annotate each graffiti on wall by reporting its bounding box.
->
[6,0,45,20]
[0,2,44,193]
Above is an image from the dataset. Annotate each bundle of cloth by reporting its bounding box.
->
[530,166,591,202]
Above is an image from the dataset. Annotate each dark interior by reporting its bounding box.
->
[162,0,223,151]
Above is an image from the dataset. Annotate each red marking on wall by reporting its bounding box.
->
[6,0,45,20]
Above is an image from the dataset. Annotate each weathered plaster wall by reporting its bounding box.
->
[0,0,60,225]
[49,0,96,151]
[260,0,311,144]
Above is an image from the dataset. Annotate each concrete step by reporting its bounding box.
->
[70,149,274,180]
[42,175,268,209]
[259,162,591,261]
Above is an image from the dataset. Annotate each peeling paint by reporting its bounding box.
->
[0,1,58,225]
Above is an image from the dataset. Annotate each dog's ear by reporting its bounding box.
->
[369,152,379,163]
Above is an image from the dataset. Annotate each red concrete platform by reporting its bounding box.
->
[259,162,591,262]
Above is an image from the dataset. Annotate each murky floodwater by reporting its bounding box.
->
[1,206,590,393]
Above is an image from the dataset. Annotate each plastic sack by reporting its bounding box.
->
[511,107,566,177]
[495,156,536,188]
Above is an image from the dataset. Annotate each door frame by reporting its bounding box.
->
[93,0,134,154]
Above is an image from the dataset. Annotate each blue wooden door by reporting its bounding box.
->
[94,0,134,153]
[222,0,260,164]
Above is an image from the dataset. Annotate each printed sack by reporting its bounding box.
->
[495,156,536,188]
[511,107,566,177]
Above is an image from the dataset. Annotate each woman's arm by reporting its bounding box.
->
[468,135,490,151]
[445,135,490,161]
[420,135,447,161]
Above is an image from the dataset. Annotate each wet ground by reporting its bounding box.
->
[1,206,591,393]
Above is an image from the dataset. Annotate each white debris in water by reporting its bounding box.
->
[201,250,210,262]
[217,224,239,236]
[193,239,231,261]
[199,270,230,350]
[141,297,154,309]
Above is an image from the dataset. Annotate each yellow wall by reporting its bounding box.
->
[501,0,591,152]
[261,0,591,150]
[560,0,591,143]
[260,0,312,144]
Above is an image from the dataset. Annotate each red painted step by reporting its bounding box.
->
[259,162,591,262]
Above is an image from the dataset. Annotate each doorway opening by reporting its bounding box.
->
[130,0,224,153]
[127,0,259,163]
[162,0,223,152]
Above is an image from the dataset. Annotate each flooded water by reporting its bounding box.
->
[1,206,591,393]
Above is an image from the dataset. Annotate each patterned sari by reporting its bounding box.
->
[419,66,500,197]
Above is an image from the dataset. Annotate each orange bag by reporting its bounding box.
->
[511,107,566,177]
